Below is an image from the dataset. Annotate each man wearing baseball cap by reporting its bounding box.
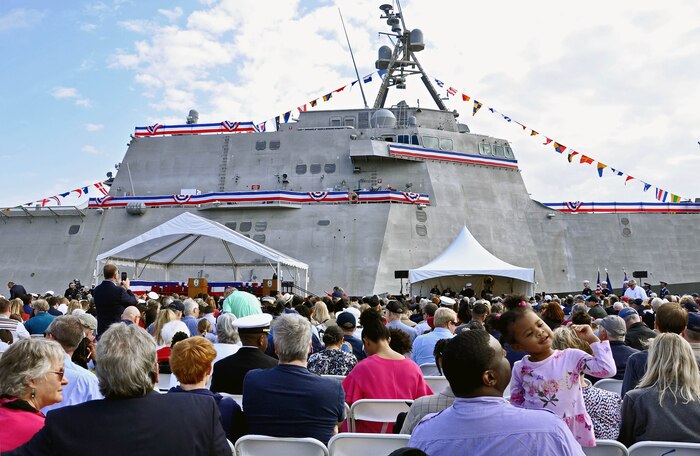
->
[619,307,656,351]
[596,315,639,380]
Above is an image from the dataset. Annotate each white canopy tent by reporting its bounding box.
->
[409,226,535,296]
[95,212,309,289]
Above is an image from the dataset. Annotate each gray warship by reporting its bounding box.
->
[2,4,699,297]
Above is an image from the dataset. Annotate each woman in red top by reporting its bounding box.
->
[0,338,68,451]
[342,309,432,433]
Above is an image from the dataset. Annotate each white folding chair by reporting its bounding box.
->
[218,392,244,410]
[594,379,623,395]
[328,433,411,456]
[419,363,441,376]
[321,374,347,383]
[583,440,629,456]
[234,435,328,456]
[227,439,235,456]
[628,441,700,456]
[424,375,449,393]
[156,373,172,392]
[348,399,413,433]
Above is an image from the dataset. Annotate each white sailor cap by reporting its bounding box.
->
[439,296,456,307]
[261,296,275,304]
[45,290,54,296]
[147,291,159,300]
[231,313,273,333]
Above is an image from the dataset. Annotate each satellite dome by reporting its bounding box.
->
[371,109,397,128]
[409,29,425,52]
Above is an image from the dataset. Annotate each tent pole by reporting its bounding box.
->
[222,241,238,281]
[276,262,281,294]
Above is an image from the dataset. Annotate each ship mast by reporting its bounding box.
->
[373,2,447,111]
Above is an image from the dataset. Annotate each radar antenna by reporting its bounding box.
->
[373,1,447,111]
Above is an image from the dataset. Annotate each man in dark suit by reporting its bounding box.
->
[210,313,277,394]
[7,281,27,300]
[6,323,230,456]
[93,264,136,337]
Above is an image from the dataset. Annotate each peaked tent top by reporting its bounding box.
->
[96,212,308,270]
[409,226,534,284]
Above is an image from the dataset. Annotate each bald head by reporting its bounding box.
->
[121,306,141,324]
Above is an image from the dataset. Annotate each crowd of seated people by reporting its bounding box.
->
[3,270,700,454]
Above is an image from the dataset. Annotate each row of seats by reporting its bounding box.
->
[233,433,411,456]
[584,440,700,456]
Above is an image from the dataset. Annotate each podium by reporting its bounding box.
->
[262,279,279,297]
[187,278,209,298]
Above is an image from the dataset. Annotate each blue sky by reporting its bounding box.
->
[2,0,699,207]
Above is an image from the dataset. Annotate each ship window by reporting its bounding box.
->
[504,146,514,159]
[439,138,453,151]
[324,164,336,173]
[295,164,307,174]
[382,135,395,142]
[68,225,80,235]
[344,117,356,127]
[253,234,266,243]
[254,221,267,231]
[358,112,370,129]
[411,134,420,145]
[330,117,342,127]
[493,145,505,158]
[416,224,427,236]
[239,221,252,232]
[422,136,439,149]
[317,220,331,226]
[479,143,492,155]
[398,134,410,144]
[310,164,322,174]
[270,140,280,150]
[415,210,427,222]
[255,140,266,151]
[225,222,237,230]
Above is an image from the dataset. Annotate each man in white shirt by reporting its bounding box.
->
[0,296,30,341]
[623,279,648,301]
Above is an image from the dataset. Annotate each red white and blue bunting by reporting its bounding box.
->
[19,181,110,208]
[544,201,700,214]
[135,121,258,137]
[88,190,430,208]
[388,145,518,170]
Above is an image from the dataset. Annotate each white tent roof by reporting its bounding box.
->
[409,226,534,284]
[96,212,308,270]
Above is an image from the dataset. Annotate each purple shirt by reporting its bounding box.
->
[408,397,585,456]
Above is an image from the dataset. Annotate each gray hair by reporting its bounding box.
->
[182,298,198,316]
[161,296,174,307]
[0,338,65,398]
[33,299,49,312]
[216,313,240,344]
[273,313,311,363]
[571,303,588,315]
[46,315,85,352]
[434,307,457,328]
[96,323,157,398]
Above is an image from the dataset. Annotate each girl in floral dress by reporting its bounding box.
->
[495,296,616,447]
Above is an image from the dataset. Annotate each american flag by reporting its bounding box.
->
[447,87,457,96]
[595,271,602,296]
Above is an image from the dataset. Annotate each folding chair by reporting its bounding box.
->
[424,376,449,393]
[156,372,172,392]
[328,433,411,456]
[348,399,413,433]
[218,392,244,409]
[321,374,347,383]
[628,440,700,456]
[594,379,623,395]
[234,435,328,456]
[419,363,441,376]
[583,440,629,456]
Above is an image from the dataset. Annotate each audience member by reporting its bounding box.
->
[93,264,137,337]
[412,307,457,366]
[408,330,584,455]
[619,333,700,446]
[414,302,437,335]
[244,314,345,445]
[619,307,656,351]
[684,312,700,357]
[0,297,30,341]
[6,323,230,455]
[181,299,200,336]
[336,311,366,361]
[540,301,565,330]
[168,337,245,441]
[0,338,67,451]
[23,300,54,336]
[388,328,413,356]
[385,300,417,342]
[595,315,639,380]
[308,325,357,376]
[210,313,277,395]
[342,310,432,433]
[119,306,140,325]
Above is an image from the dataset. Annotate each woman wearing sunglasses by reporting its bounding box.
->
[0,338,67,451]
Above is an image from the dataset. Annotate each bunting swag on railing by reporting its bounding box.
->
[428,75,687,203]
[23,181,110,208]
[544,201,700,214]
[88,189,430,209]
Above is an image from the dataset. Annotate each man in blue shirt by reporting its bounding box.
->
[244,314,345,445]
[24,299,55,335]
[409,330,584,456]
[411,307,456,365]
[384,300,417,342]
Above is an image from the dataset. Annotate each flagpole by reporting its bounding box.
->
[338,9,368,108]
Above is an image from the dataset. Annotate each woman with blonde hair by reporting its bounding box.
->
[9,298,24,321]
[619,332,700,446]
[314,301,333,332]
[551,326,622,440]
[66,300,82,316]
[152,309,177,346]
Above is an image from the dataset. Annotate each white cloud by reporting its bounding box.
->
[80,23,97,32]
[81,145,101,155]
[51,86,92,108]
[0,9,45,32]
[84,123,104,132]
[158,7,183,22]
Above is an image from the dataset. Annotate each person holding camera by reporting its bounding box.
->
[92,264,136,338]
